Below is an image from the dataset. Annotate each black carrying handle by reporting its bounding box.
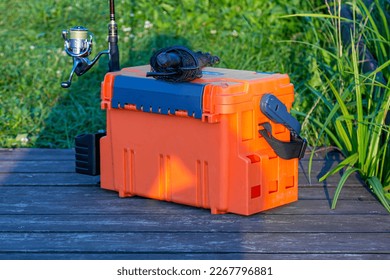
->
[259,94,307,159]
[259,123,307,159]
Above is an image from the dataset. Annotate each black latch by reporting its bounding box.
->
[259,94,307,159]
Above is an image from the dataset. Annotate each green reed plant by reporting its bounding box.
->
[290,0,390,212]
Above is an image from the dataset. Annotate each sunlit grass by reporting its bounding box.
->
[0,0,317,148]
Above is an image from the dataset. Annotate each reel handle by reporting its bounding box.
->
[61,81,71,88]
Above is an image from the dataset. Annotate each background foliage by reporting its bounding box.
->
[0,0,318,147]
[292,0,390,211]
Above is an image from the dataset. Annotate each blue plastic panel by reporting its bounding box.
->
[112,76,205,119]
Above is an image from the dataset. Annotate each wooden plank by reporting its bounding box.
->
[0,171,362,188]
[0,183,385,215]
[2,155,317,174]
[0,148,74,161]
[0,149,336,162]
[0,149,309,159]
[0,182,376,201]
[0,159,346,182]
[0,191,386,215]
[298,150,363,187]
[0,161,74,173]
[298,174,363,187]
[0,184,375,200]
[0,232,388,254]
[299,186,375,201]
[0,148,363,187]
[0,180,377,199]
[298,161,363,187]
[0,173,100,186]
[0,191,383,216]
[0,172,364,188]
[0,148,339,161]
[0,214,388,233]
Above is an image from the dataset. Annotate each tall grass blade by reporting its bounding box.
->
[331,166,359,209]
[319,153,359,182]
[367,177,390,213]
[334,117,353,152]
[292,110,343,147]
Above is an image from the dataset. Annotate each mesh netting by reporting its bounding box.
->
[147,46,219,82]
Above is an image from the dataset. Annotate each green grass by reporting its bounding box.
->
[0,0,318,148]
[289,0,390,212]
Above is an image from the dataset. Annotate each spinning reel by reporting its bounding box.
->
[61,0,119,88]
[61,26,109,88]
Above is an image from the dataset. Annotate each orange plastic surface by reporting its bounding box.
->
[100,66,298,215]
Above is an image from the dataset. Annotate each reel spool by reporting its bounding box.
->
[62,26,93,58]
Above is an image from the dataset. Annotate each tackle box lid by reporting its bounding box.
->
[101,65,293,119]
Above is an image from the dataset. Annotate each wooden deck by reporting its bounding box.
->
[0,148,389,260]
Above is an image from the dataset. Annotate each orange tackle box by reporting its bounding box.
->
[95,65,301,215]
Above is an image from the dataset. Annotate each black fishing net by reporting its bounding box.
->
[147,46,219,82]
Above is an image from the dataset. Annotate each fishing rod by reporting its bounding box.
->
[108,0,120,72]
[61,0,120,88]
